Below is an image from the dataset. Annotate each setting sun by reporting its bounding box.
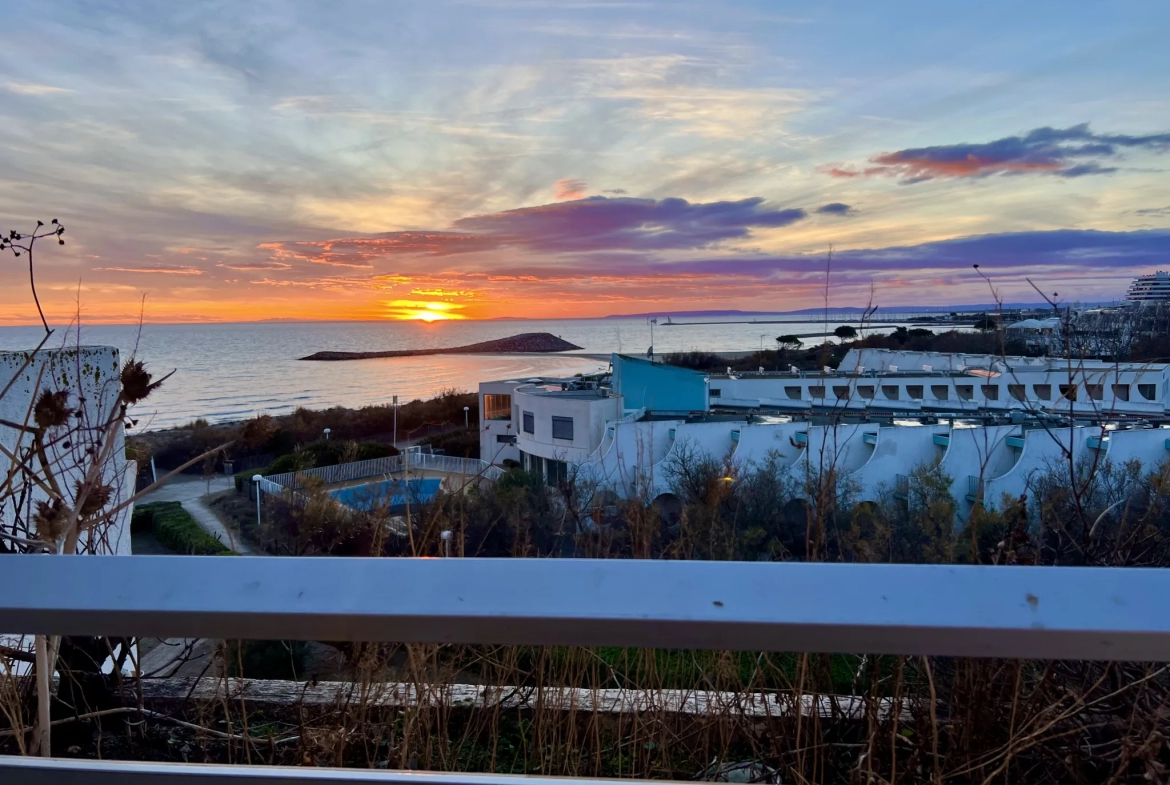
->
[385,300,467,321]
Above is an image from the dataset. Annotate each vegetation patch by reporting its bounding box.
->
[133,500,234,555]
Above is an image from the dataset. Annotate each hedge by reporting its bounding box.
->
[133,501,235,555]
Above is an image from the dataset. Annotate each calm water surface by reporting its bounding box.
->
[0,317,907,429]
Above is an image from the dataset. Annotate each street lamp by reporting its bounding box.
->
[323,427,331,441]
[463,406,470,428]
[441,529,452,557]
[392,395,399,449]
[251,474,263,531]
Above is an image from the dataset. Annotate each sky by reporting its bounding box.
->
[1,0,1169,325]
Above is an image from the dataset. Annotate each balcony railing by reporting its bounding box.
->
[2,555,1170,782]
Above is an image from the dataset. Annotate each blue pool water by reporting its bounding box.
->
[330,478,441,512]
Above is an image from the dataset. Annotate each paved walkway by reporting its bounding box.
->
[136,474,257,555]
[135,474,255,677]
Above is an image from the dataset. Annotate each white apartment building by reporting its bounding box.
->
[478,351,1170,518]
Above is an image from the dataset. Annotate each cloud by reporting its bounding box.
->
[4,81,71,95]
[826,124,1170,184]
[92,265,204,275]
[554,178,588,200]
[815,202,854,216]
[1133,206,1170,217]
[651,229,1170,283]
[216,261,293,271]
[263,195,809,262]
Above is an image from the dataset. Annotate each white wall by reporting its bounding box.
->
[1,346,134,555]
[514,387,620,464]
[1105,427,1170,472]
[2,346,136,675]
[851,425,949,503]
[478,380,522,465]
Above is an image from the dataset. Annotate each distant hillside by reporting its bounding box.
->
[604,303,1093,319]
[299,332,583,361]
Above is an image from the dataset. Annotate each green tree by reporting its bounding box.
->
[973,315,998,331]
[833,325,858,340]
[776,334,802,351]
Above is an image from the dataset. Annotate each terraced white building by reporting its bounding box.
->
[479,351,1170,516]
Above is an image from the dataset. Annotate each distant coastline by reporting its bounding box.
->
[299,332,583,361]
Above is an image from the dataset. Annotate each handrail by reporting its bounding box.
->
[0,758,598,783]
[264,454,503,489]
[1,556,1169,661]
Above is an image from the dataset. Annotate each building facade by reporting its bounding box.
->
[1124,271,1170,305]
[479,351,1170,519]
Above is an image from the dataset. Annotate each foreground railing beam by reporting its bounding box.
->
[0,757,616,784]
[2,556,1169,660]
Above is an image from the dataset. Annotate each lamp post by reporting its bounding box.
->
[463,406,469,429]
[251,474,263,531]
[392,395,399,449]
[323,427,331,441]
[441,529,452,557]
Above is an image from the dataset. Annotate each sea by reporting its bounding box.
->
[0,316,917,430]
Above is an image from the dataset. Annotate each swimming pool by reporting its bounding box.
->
[330,478,441,512]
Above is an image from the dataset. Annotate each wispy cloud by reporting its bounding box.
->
[216,261,293,271]
[4,81,71,95]
[554,178,588,200]
[92,265,204,275]
[825,124,1170,184]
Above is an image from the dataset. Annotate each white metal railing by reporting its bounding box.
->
[265,455,405,488]
[3,556,1169,658]
[3,556,1170,782]
[406,453,503,480]
[264,454,502,489]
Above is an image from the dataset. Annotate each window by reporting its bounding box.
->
[483,393,512,420]
[522,411,535,434]
[906,385,924,400]
[809,386,826,398]
[1033,384,1052,400]
[709,388,722,398]
[931,385,949,401]
[496,434,516,444]
[1138,383,1157,401]
[1085,384,1103,401]
[833,385,851,400]
[551,415,574,441]
[956,384,974,401]
[785,386,802,400]
[857,385,875,399]
[881,385,900,400]
[981,385,999,401]
[1008,384,1026,402]
[1112,384,1130,402]
[1059,384,1077,401]
[546,458,568,487]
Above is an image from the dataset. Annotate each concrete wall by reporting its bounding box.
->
[940,425,1020,517]
[983,427,1087,509]
[580,418,679,497]
[2,346,135,675]
[1105,427,1170,472]
[515,387,620,464]
[1,346,134,555]
[478,380,522,465]
[851,424,949,503]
